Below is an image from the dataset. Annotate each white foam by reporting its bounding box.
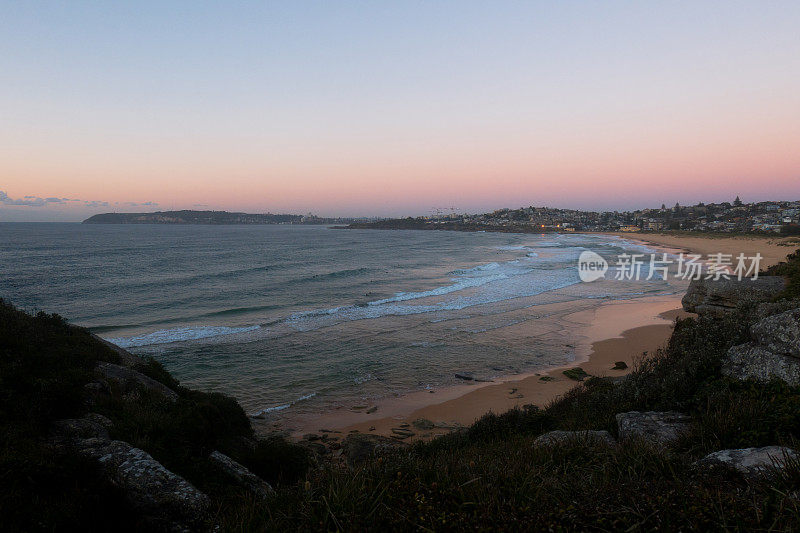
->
[107,324,261,348]
[250,392,317,417]
[368,271,508,305]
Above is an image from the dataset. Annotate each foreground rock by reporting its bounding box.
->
[50,416,209,530]
[724,344,800,386]
[723,308,800,385]
[616,411,690,446]
[210,450,273,500]
[682,277,785,316]
[697,446,797,477]
[79,439,209,530]
[95,361,179,402]
[342,433,407,465]
[534,430,615,446]
[751,308,800,358]
[412,418,435,430]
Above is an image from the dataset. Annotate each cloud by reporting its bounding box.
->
[0,190,46,206]
[0,190,156,209]
[117,200,160,207]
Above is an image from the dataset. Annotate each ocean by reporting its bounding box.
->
[1,223,680,425]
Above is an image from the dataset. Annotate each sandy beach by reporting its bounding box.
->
[608,232,797,268]
[287,234,793,443]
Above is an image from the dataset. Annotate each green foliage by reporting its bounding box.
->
[240,436,312,486]
[0,299,310,530]
[0,300,117,431]
[138,356,181,390]
[765,248,800,299]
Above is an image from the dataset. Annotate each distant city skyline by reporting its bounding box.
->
[2,2,799,221]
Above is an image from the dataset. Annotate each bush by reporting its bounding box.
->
[764,248,800,299]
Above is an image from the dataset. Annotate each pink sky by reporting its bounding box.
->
[1,3,799,220]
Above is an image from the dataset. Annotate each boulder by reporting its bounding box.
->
[78,439,209,529]
[534,430,615,446]
[412,418,435,430]
[750,308,800,358]
[85,412,114,429]
[341,433,407,465]
[697,446,797,477]
[92,334,146,369]
[682,277,785,316]
[722,343,800,386]
[722,306,800,386]
[95,362,178,402]
[616,411,690,446]
[209,450,273,500]
[754,299,800,320]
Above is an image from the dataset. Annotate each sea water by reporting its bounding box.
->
[0,223,678,421]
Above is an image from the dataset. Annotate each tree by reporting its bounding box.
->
[734,196,743,207]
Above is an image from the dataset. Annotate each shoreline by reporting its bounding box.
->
[278,232,790,444]
[287,295,687,442]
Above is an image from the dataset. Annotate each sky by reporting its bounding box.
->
[1,1,799,221]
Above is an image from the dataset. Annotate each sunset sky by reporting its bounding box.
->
[2,2,799,221]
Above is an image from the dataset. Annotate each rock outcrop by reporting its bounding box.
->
[616,411,690,446]
[697,446,797,477]
[534,430,615,446]
[95,361,179,402]
[50,415,209,531]
[209,450,274,500]
[92,333,146,368]
[751,308,800,357]
[682,277,785,316]
[723,308,800,385]
[723,344,800,386]
[79,439,210,529]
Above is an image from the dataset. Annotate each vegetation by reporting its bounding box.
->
[0,299,309,531]
[764,248,800,299]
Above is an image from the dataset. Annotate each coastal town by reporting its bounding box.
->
[415,197,800,234]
